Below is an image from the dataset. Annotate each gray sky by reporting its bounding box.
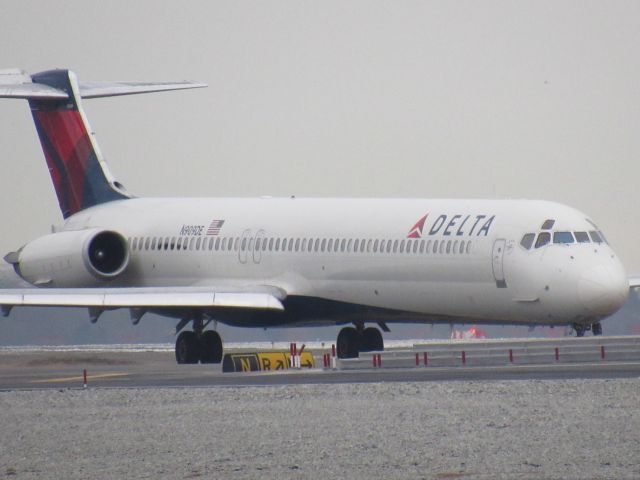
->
[1,1,640,270]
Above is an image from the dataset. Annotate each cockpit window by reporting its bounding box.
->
[589,231,604,243]
[541,219,555,230]
[574,231,590,243]
[520,233,535,250]
[553,231,574,244]
[535,232,551,248]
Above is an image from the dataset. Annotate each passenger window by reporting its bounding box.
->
[535,232,551,248]
[439,241,445,254]
[393,240,399,253]
[151,238,157,250]
[419,240,425,253]
[347,239,353,253]
[432,240,438,254]
[196,238,202,250]
[459,241,465,254]
[321,239,326,252]
[553,232,574,244]
[589,231,603,243]
[248,238,254,251]
[520,233,535,250]
[453,240,459,253]
[574,231,590,243]
[465,241,472,254]
[295,239,300,252]
[541,219,555,230]
[446,240,451,254]
[399,240,405,253]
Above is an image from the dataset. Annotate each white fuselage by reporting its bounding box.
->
[31,196,627,328]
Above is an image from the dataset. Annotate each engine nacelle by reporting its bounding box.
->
[15,229,130,287]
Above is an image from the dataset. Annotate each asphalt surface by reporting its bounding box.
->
[1,349,640,390]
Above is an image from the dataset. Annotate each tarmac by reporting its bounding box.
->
[1,336,639,389]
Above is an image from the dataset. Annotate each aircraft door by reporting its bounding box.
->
[492,238,507,288]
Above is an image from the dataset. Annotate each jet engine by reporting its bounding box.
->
[10,229,130,287]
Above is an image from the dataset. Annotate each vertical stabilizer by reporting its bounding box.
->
[28,70,129,218]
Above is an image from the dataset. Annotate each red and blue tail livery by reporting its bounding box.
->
[0,68,205,219]
[29,70,129,218]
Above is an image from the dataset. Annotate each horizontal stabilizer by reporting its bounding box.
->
[0,69,67,99]
[78,81,207,99]
[0,68,206,100]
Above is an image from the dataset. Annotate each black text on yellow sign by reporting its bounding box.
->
[222,352,315,373]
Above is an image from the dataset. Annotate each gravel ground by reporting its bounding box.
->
[1,379,638,479]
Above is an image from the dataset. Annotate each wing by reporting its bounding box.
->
[0,285,285,319]
[629,276,640,289]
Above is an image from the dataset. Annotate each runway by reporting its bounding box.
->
[1,336,640,390]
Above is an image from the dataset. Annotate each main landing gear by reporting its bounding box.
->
[175,315,223,364]
[572,322,603,337]
[336,324,384,359]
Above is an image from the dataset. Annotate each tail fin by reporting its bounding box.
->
[0,69,205,219]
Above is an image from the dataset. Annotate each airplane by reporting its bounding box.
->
[0,68,633,364]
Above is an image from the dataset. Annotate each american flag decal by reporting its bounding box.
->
[206,219,225,235]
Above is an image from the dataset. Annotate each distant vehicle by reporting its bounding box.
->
[0,69,632,364]
[451,326,487,340]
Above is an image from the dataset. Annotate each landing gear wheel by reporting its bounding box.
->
[360,327,384,352]
[337,327,359,359]
[175,331,199,364]
[200,330,223,364]
[573,323,586,337]
[591,322,603,336]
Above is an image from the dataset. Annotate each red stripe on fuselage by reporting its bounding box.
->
[34,110,92,216]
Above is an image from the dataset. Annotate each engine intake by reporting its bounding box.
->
[86,231,128,277]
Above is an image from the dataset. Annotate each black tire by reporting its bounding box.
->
[200,330,223,364]
[175,331,199,364]
[592,322,603,336]
[573,323,586,337]
[337,327,359,359]
[360,327,384,352]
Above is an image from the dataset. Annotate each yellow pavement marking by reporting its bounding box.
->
[30,372,129,384]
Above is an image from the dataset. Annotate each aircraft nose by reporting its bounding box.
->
[578,262,628,316]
